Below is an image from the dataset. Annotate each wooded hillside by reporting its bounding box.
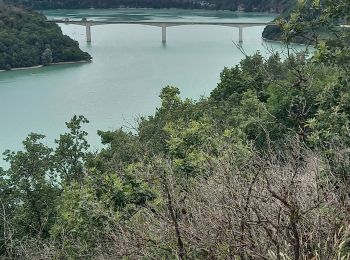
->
[0,4,91,70]
[6,0,296,12]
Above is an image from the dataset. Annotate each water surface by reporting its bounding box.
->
[0,9,293,167]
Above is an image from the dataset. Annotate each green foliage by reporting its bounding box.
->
[54,115,90,185]
[308,76,350,145]
[2,134,58,239]
[51,168,156,257]
[211,53,270,106]
[264,0,350,48]
[41,47,52,65]
[50,182,109,258]
[94,129,142,172]
[138,86,197,154]
[165,119,212,176]
[0,5,91,70]
[5,0,295,12]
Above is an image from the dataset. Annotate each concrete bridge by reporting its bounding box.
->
[48,19,274,43]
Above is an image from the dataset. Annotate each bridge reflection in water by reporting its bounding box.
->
[48,19,273,43]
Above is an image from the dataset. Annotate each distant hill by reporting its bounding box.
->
[5,0,296,13]
[4,0,298,44]
[0,4,91,70]
[204,0,296,12]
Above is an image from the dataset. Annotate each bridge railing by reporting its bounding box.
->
[47,18,273,43]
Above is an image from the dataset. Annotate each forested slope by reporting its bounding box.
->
[6,0,295,12]
[0,0,349,259]
[0,5,91,70]
[262,0,348,43]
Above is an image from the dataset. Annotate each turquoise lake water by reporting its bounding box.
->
[0,9,300,168]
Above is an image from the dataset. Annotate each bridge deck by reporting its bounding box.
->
[47,19,274,43]
[48,20,273,27]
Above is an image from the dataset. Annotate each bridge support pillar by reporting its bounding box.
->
[86,24,92,43]
[162,25,167,43]
[239,26,243,43]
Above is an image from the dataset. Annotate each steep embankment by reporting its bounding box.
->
[0,4,91,71]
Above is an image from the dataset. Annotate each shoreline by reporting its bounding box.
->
[51,60,91,65]
[0,60,91,73]
[262,37,314,47]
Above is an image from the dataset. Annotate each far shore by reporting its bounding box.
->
[0,60,91,73]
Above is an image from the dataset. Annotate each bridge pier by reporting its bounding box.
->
[162,25,167,43]
[48,19,273,44]
[86,24,92,42]
[238,26,243,43]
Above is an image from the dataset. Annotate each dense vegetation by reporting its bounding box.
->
[1,0,350,259]
[263,0,349,43]
[0,5,91,71]
[6,0,295,12]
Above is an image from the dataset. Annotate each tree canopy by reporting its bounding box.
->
[0,5,91,70]
[6,0,295,12]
